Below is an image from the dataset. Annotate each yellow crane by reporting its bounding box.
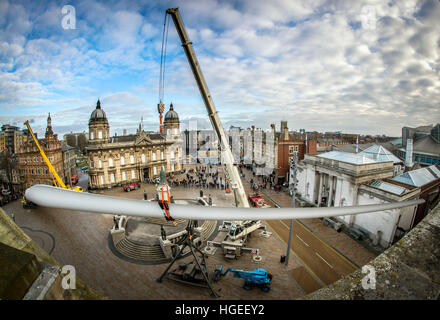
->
[24,120,83,192]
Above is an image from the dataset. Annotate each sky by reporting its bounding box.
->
[0,0,439,138]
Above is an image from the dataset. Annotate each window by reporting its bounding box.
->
[100,176,104,185]
[161,151,164,160]
[153,167,157,175]
[110,173,115,183]
[122,171,126,180]
[90,160,94,168]
[171,163,175,171]
[98,131,102,139]
[131,170,135,179]
[141,154,145,164]
[109,158,113,167]
[121,156,125,165]
[130,155,134,164]
[90,132,94,140]
[171,151,175,159]
[99,160,102,168]
[289,146,294,154]
[152,152,156,161]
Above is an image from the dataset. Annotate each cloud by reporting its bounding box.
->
[0,0,439,138]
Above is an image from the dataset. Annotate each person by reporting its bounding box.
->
[143,190,148,200]
[200,189,204,197]
[208,194,212,206]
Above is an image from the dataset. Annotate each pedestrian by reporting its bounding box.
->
[11,213,15,222]
[143,190,148,200]
[208,194,212,206]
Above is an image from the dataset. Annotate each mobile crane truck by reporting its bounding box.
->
[212,265,272,292]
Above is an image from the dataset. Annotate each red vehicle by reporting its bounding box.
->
[122,183,140,192]
[248,193,272,208]
[71,174,79,185]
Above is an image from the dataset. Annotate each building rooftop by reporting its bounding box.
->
[367,179,410,196]
[392,165,440,187]
[317,151,380,165]
[359,145,402,164]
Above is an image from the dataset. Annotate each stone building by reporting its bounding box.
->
[86,100,182,189]
[17,114,65,188]
[276,123,317,185]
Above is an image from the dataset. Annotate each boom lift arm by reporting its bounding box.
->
[24,120,82,192]
[166,8,249,208]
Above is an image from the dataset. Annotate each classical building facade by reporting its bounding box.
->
[17,114,65,188]
[86,100,182,189]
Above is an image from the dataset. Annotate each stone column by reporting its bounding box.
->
[349,184,359,227]
[327,176,334,207]
[317,172,323,206]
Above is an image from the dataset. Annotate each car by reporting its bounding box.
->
[122,183,140,192]
[1,189,11,195]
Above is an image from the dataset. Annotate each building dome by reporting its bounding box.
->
[164,103,179,122]
[89,99,108,124]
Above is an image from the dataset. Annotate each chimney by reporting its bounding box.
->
[405,138,414,169]
[283,126,289,140]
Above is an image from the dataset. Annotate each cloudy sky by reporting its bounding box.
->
[0,0,439,137]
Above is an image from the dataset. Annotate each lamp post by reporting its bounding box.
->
[284,151,297,267]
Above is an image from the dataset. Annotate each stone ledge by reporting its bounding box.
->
[303,201,440,300]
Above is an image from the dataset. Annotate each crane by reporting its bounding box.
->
[165,8,249,209]
[23,120,83,192]
[212,265,272,292]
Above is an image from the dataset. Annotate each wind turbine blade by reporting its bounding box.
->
[26,185,424,221]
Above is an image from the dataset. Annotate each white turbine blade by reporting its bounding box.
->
[26,184,424,221]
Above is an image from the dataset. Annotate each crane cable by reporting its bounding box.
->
[159,12,171,104]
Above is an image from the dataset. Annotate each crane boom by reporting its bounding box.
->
[23,121,83,192]
[24,120,67,189]
[166,8,249,208]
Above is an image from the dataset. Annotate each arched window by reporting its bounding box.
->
[130,155,134,164]
[121,156,125,165]
[152,152,156,161]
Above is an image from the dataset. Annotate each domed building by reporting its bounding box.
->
[86,100,182,189]
[88,99,110,144]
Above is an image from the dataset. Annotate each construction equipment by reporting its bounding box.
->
[165,8,249,209]
[212,265,272,292]
[157,220,219,297]
[206,220,265,259]
[24,120,83,192]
